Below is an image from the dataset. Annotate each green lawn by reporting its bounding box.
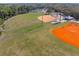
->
[0,13,79,55]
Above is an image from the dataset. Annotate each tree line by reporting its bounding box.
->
[0,5,34,20]
[0,5,37,25]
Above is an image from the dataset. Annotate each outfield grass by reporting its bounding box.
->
[0,13,79,55]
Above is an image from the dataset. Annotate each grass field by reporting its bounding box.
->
[0,12,79,55]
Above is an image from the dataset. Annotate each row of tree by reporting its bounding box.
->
[0,5,34,20]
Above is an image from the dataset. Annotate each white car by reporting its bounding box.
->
[51,21,60,24]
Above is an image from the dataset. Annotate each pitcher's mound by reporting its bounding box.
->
[38,15,56,23]
[51,22,79,48]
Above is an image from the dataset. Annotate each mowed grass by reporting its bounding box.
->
[4,13,42,30]
[0,13,79,55]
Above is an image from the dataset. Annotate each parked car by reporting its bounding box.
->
[64,16,74,20]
